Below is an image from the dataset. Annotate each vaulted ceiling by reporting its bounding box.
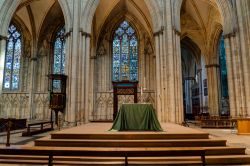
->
[93,0,153,39]
[181,0,222,58]
[15,0,57,38]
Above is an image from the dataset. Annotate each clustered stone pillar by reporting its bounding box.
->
[173,29,184,123]
[234,0,250,117]
[206,64,220,116]
[224,33,246,117]
[154,31,163,122]
[0,36,7,94]
[64,0,93,125]
[153,0,184,124]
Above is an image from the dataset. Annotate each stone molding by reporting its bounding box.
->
[205,64,220,68]
[153,26,164,36]
[0,35,7,40]
[79,28,91,38]
[223,31,236,39]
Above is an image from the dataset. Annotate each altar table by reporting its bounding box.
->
[110,103,162,131]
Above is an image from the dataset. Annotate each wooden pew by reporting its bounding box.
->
[200,119,236,128]
[0,118,26,132]
[0,146,206,166]
[22,121,53,136]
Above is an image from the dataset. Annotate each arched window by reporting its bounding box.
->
[53,27,65,74]
[219,34,228,98]
[112,21,138,81]
[3,24,22,90]
[52,27,65,91]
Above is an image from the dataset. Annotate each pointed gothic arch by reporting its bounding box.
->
[112,20,138,81]
[173,0,236,35]
[81,0,161,33]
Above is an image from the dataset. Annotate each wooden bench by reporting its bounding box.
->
[22,121,53,136]
[0,118,26,132]
[201,119,236,128]
[0,146,206,166]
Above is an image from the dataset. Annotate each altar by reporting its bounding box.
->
[110,103,162,131]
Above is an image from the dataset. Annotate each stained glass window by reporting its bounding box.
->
[112,21,138,81]
[219,34,228,97]
[53,27,65,74]
[52,27,65,91]
[3,24,22,90]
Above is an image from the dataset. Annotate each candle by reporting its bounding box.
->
[144,77,146,88]
[140,86,143,97]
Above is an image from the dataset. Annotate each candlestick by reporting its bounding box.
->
[140,86,143,97]
[144,77,146,88]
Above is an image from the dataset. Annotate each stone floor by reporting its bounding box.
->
[188,124,250,154]
[0,122,250,166]
[1,122,250,150]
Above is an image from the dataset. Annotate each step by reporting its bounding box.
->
[206,155,250,164]
[35,139,226,147]
[204,146,246,155]
[0,156,203,165]
[1,155,250,165]
[0,146,245,161]
[50,133,209,140]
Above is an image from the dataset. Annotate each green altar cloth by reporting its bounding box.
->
[110,103,163,131]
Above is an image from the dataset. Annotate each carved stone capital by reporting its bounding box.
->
[153,26,164,36]
[65,28,73,38]
[79,28,91,38]
[0,35,8,41]
[223,31,236,39]
[205,64,220,68]
[173,26,181,36]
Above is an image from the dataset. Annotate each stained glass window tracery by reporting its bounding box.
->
[112,21,138,81]
[3,24,22,90]
[53,27,65,74]
[52,27,65,91]
[219,34,228,98]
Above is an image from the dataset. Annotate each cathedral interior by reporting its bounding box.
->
[1,0,250,165]
[0,0,248,124]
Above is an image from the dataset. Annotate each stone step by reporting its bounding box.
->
[50,133,209,140]
[205,146,246,155]
[1,155,250,165]
[35,138,227,147]
[206,155,250,165]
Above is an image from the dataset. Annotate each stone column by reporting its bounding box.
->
[165,0,176,123]
[235,0,250,116]
[78,30,91,123]
[153,0,184,123]
[224,36,237,117]
[29,56,38,119]
[65,0,81,125]
[172,27,184,123]
[0,35,7,93]
[206,64,220,115]
[84,35,91,123]
[154,33,162,122]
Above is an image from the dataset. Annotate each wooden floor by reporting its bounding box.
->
[53,122,205,134]
[1,122,250,165]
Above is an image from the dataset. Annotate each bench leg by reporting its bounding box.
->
[125,155,128,166]
[48,155,53,166]
[201,154,206,166]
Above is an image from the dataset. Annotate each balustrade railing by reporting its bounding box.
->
[91,91,156,121]
[0,92,50,121]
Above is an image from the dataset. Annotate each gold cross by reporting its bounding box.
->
[122,64,129,73]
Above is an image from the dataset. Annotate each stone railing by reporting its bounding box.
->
[91,91,156,121]
[0,92,50,121]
